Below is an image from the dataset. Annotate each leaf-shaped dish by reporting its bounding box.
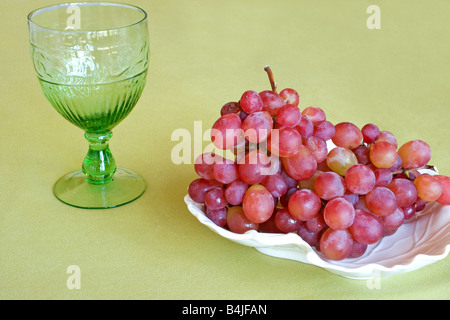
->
[185,171,450,279]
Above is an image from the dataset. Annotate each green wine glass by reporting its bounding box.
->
[28,2,149,209]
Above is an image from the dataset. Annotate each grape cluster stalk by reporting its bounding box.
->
[188,66,450,261]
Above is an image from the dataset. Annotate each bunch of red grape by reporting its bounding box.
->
[188,67,450,261]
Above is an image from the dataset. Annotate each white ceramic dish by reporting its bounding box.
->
[185,175,450,279]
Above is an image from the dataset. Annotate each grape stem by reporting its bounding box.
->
[264,65,277,93]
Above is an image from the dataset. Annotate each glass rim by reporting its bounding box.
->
[27,1,148,33]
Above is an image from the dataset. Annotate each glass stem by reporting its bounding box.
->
[82,131,116,184]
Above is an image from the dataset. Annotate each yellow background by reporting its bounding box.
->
[1,0,449,299]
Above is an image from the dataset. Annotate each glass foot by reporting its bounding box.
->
[53,167,146,209]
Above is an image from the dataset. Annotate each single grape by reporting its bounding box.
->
[352,145,370,165]
[277,104,301,127]
[288,189,322,221]
[365,186,398,216]
[349,209,383,245]
[380,207,405,231]
[282,145,317,180]
[314,171,346,200]
[259,90,285,115]
[302,106,326,124]
[295,116,314,138]
[240,90,263,114]
[224,179,248,205]
[227,206,259,234]
[206,206,227,227]
[242,184,275,223]
[280,167,298,189]
[397,140,431,169]
[361,123,380,144]
[279,88,300,107]
[188,178,222,203]
[345,164,376,195]
[220,102,241,116]
[238,150,271,185]
[297,223,321,247]
[320,228,353,260]
[436,175,450,205]
[414,174,443,201]
[312,120,335,141]
[387,178,418,207]
[211,113,243,150]
[369,141,398,169]
[326,147,358,176]
[267,127,303,157]
[212,157,239,184]
[303,136,328,163]
[205,186,227,210]
[323,197,355,230]
[261,173,288,198]
[241,111,273,143]
[332,122,363,150]
[274,208,302,233]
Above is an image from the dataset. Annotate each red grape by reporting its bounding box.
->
[312,120,335,141]
[241,110,273,143]
[314,171,346,200]
[242,184,275,223]
[211,113,243,150]
[414,174,443,201]
[212,157,239,184]
[436,175,450,205]
[206,206,227,227]
[373,168,393,187]
[380,207,405,231]
[227,206,259,234]
[205,186,227,210]
[220,102,241,116]
[279,88,300,107]
[240,90,263,114]
[282,145,317,180]
[345,164,376,195]
[297,223,321,247]
[295,116,314,138]
[261,173,288,198]
[397,140,431,169]
[332,122,363,150]
[365,187,398,216]
[376,131,398,148]
[320,228,353,260]
[302,106,326,124]
[349,241,368,258]
[352,145,370,165]
[259,90,285,115]
[361,123,380,144]
[305,213,326,233]
[277,104,301,127]
[267,127,303,157]
[369,141,398,169]
[323,197,355,230]
[224,179,248,205]
[288,189,321,221]
[349,209,383,245]
[387,178,418,207]
[274,208,302,233]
